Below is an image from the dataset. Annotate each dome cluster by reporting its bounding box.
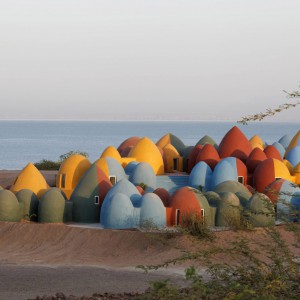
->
[0,127,299,229]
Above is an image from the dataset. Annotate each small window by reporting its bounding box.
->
[109,175,117,185]
[175,209,180,225]
[238,176,244,185]
[61,174,66,188]
[94,196,100,205]
[201,209,205,224]
[173,158,179,171]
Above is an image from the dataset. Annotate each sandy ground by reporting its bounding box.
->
[0,222,299,299]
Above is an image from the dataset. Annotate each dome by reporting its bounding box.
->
[278,134,292,150]
[140,193,166,228]
[187,145,203,173]
[156,133,186,155]
[246,148,267,173]
[103,178,142,208]
[38,189,66,223]
[249,135,265,149]
[16,189,39,221]
[153,188,171,207]
[195,135,218,149]
[212,157,247,188]
[272,142,286,158]
[216,192,240,227]
[128,137,164,175]
[253,158,293,192]
[286,146,300,167]
[204,191,222,207]
[129,162,156,191]
[56,154,91,199]
[168,187,211,226]
[285,130,300,157]
[94,157,126,182]
[264,145,282,161]
[100,146,122,164]
[71,164,112,223]
[0,190,20,222]
[117,137,140,157]
[124,161,139,176]
[188,161,212,191]
[10,163,49,198]
[182,146,194,172]
[162,144,181,172]
[218,126,252,161]
[101,193,136,229]
[246,193,275,227]
[195,143,220,170]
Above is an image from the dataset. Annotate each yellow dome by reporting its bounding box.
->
[250,142,264,150]
[156,134,171,149]
[163,144,181,172]
[100,146,122,164]
[249,135,264,149]
[283,159,294,175]
[285,130,300,157]
[94,158,110,177]
[56,154,91,199]
[10,163,49,198]
[273,159,293,182]
[294,163,300,185]
[129,137,164,175]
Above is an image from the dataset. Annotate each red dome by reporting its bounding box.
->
[264,145,282,161]
[264,179,285,204]
[187,145,203,173]
[196,144,220,170]
[218,126,252,162]
[246,148,267,173]
[153,188,171,207]
[253,159,275,192]
[117,137,140,155]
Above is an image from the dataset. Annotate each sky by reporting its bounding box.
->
[0,0,299,121]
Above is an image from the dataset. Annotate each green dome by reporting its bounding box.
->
[0,190,20,222]
[38,189,66,223]
[16,189,39,221]
[196,135,218,149]
[246,193,275,227]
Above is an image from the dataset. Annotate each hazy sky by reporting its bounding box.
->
[0,1,299,121]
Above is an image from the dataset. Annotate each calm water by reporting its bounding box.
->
[0,121,299,170]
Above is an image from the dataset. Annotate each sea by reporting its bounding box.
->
[0,120,299,170]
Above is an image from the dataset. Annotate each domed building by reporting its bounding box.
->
[195,143,220,170]
[128,137,164,175]
[249,135,265,150]
[187,145,203,173]
[162,144,183,172]
[117,137,140,157]
[272,142,286,158]
[188,161,212,191]
[286,146,300,167]
[253,158,294,192]
[218,126,252,161]
[100,146,122,164]
[0,190,20,222]
[246,148,267,174]
[168,187,212,226]
[153,188,171,207]
[195,135,218,149]
[264,145,283,160]
[129,162,156,191]
[10,163,49,198]
[16,189,39,221]
[56,154,91,199]
[71,164,112,223]
[285,130,300,157]
[278,134,292,150]
[156,133,186,155]
[38,188,66,223]
[211,157,248,188]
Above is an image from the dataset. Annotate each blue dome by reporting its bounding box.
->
[129,162,156,191]
[124,161,139,175]
[101,193,137,229]
[103,179,142,208]
[140,193,166,228]
[278,134,292,149]
[212,158,238,188]
[106,157,126,181]
[188,161,212,191]
[286,146,300,167]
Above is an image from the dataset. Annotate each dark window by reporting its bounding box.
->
[109,176,117,185]
[173,158,179,171]
[176,209,180,225]
[94,196,100,205]
[238,176,244,184]
[61,174,66,188]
